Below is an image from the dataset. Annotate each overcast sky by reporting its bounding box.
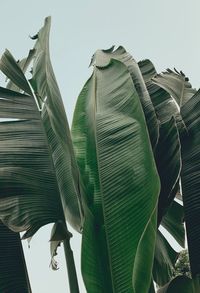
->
[0,1,199,292]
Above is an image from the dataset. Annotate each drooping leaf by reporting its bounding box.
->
[153,230,178,287]
[139,60,182,222]
[0,49,32,96]
[50,221,70,270]
[138,59,186,136]
[180,89,200,276]
[0,86,64,236]
[72,58,160,292]
[157,275,200,293]
[152,69,196,107]
[0,221,31,292]
[49,220,79,292]
[7,49,35,93]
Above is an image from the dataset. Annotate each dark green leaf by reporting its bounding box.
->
[155,118,181,223]
[180,89,200,276]
[152,69,196,107]
[139,59,187,136]
[0,50,32,96]
[0,221,31,293]
[139,60,182,222]
[157,276,200,293]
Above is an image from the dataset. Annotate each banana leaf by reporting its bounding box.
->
[180,89,200,276]
[139,59,182,222]
[0,17,82,238]
[72,57,160,292]
[152,69,196,107]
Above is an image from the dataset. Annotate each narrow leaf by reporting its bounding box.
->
[0,50,32,96]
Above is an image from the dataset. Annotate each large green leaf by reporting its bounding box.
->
[0,221,31,292]
[180,89,200,276]
[0,18,82,236]
[140,59,198,276]
[153,230,178,287]
[157,276,200,293]
[72,57,160,292]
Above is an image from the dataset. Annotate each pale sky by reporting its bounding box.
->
[0,1,199,292]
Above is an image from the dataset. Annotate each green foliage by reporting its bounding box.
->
[0,17,200,293]
[72,55,160,292]
[0,222,31,292]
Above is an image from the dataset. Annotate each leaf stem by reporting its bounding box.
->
[63,223,80,293]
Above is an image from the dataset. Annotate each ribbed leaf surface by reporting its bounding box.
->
[152,69,196,107]
[29,17,83,230]
[139,60,182,221]
[180,89,200,276]
[138,60,186,136]
[72,59,160,292]
[0,87,63,236]
[0,50,32,96]
[0,221,31,292]
[7,49,35,93]
[93,46,159,150]
[0,17,82,234]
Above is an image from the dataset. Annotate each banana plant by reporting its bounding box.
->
[0,16,200,293]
